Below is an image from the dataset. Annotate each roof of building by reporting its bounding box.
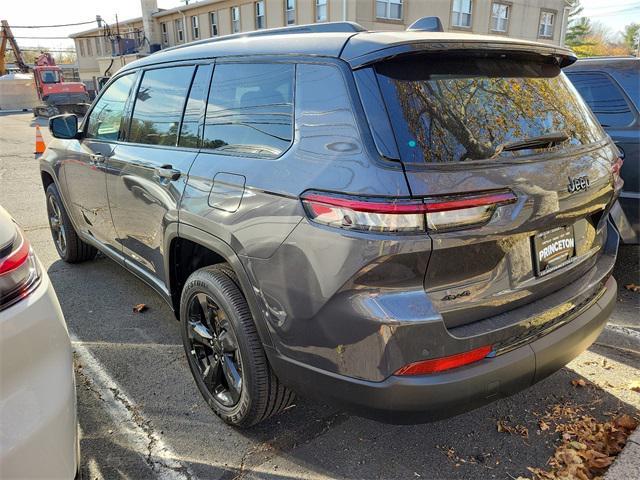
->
[120,22,576,72]
[152,0,219,18]
[69,17,143,38]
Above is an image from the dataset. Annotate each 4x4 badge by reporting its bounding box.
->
[567,175,590,193]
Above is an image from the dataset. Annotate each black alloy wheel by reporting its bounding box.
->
[186,292,243,407]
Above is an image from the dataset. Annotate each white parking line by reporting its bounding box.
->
[71,335,194,480]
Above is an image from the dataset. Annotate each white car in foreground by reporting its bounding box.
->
[0,206,78,479]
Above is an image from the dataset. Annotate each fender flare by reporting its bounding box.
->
[165,223,274,348]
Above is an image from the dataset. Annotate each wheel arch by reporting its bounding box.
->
[165,223,273,348]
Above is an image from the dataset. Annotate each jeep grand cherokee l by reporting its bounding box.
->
[41,20,621,427]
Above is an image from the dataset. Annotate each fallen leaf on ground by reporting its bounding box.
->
[132,303,148,313]
[571,379,587,388]
[624,283,640,292]
[629,380,640,393]
[497,419,529,438]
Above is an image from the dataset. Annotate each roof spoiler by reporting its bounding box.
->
[407,17,444,32]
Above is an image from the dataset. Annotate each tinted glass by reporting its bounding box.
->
[128,66,195,146]
[179,64,213,148]
[565,71,635,127]
[86,73,135,141]
[203,63,294,158]
[374,56,603,164]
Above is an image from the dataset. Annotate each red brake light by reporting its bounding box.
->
[394,345,493,376]
[301,190,516,233]
[0,235,30,274]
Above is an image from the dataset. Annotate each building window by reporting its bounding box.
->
[175,18,185,43]
[210,12,218,36]
[231,6,241,33]
[316,0,328,22]
[86,38,93,56]
[538,10,555,38]
[255,1,265,29]
[285,0,296,25]
[94,37,102,56]
[161,22,169,44]
[78,39,85,57]
[451,0,472,28]
[376,0,403,20]
[191,15,200,39]
[491,3,509,32]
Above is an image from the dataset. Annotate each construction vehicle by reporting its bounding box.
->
[1,20,90,116]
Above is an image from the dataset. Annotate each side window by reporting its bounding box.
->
[85,74,135,141]
[203,63,294,158]
[179,64,213,148]
[566,71,635,127]
[128,66,195,146]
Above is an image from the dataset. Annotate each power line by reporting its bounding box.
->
[7,20,97,29]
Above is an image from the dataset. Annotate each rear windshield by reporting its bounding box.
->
[373,55,604,164]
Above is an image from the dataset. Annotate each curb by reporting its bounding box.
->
[604,427,640,479]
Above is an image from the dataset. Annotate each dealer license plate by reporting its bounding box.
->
[533,225,576,276]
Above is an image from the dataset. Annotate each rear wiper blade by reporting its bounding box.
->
[496,132,570,154]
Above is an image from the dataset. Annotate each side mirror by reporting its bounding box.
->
[49,114,78,139]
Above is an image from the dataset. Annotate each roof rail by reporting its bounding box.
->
[163,21,366,53]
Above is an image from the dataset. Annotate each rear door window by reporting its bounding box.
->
[128,65,196,146]
[179,64,213,148]
[202,63,294,158]
[85,73,135,141]
[565,71,635,128]
[370,55,604,164]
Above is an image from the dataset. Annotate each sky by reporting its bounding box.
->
[2,0,640,51]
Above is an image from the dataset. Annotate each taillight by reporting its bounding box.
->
[0,226,41,310]
[301,190,516,233]
[612,156,624,193]
[394,345,493,376]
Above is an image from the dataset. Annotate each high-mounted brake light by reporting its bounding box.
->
[0,226,40,310]
[301,190,516,233]
[394,345,493,376]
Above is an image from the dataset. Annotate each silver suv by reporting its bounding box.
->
[41,20,621,427]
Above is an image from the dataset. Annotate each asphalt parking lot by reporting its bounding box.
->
[1,111,639,480]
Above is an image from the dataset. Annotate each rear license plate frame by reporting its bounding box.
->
[532,225,576,277]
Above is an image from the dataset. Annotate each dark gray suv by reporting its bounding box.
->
[41,20,621,427]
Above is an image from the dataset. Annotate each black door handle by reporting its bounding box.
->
[156,165,181,181]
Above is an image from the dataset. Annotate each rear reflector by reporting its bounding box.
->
[301,190,516,233]
[394,345,493,375]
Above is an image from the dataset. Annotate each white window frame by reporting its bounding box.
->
[451,0,473,28]
[538,10,555,38]
[209,12,218,36]
[316,0,328,22]
[86,38,93,56]
[161,22,169,45]
[175,18,185,43]
[191,15,200,40]
[376,0,403,20]
[285,0,296,25]
[231,6,241,33]
[94,36,102,56]
[78,39,85,57]
[490,2,509,32]
[255,1,265,29]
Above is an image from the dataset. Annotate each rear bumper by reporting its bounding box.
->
[269,275,616,423]
[0,271,78,478]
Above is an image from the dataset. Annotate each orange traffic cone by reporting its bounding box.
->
[34,125,46,155]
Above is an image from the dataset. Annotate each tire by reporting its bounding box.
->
[180,264,295,427]
[45,183,96,263]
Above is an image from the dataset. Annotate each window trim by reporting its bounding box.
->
[161,22,169,45]
[285,0,297,25]
[231,6,241,33]
[209,11,218,37]
[489,1,511,34]
[77,39,85,57]
[538,9,556,39]
[255,1,266,30]
[175,18,185,43]
[191,15,200,40]
[315,0,328,23]
[375,0,404,22]
[450,0,474,30]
